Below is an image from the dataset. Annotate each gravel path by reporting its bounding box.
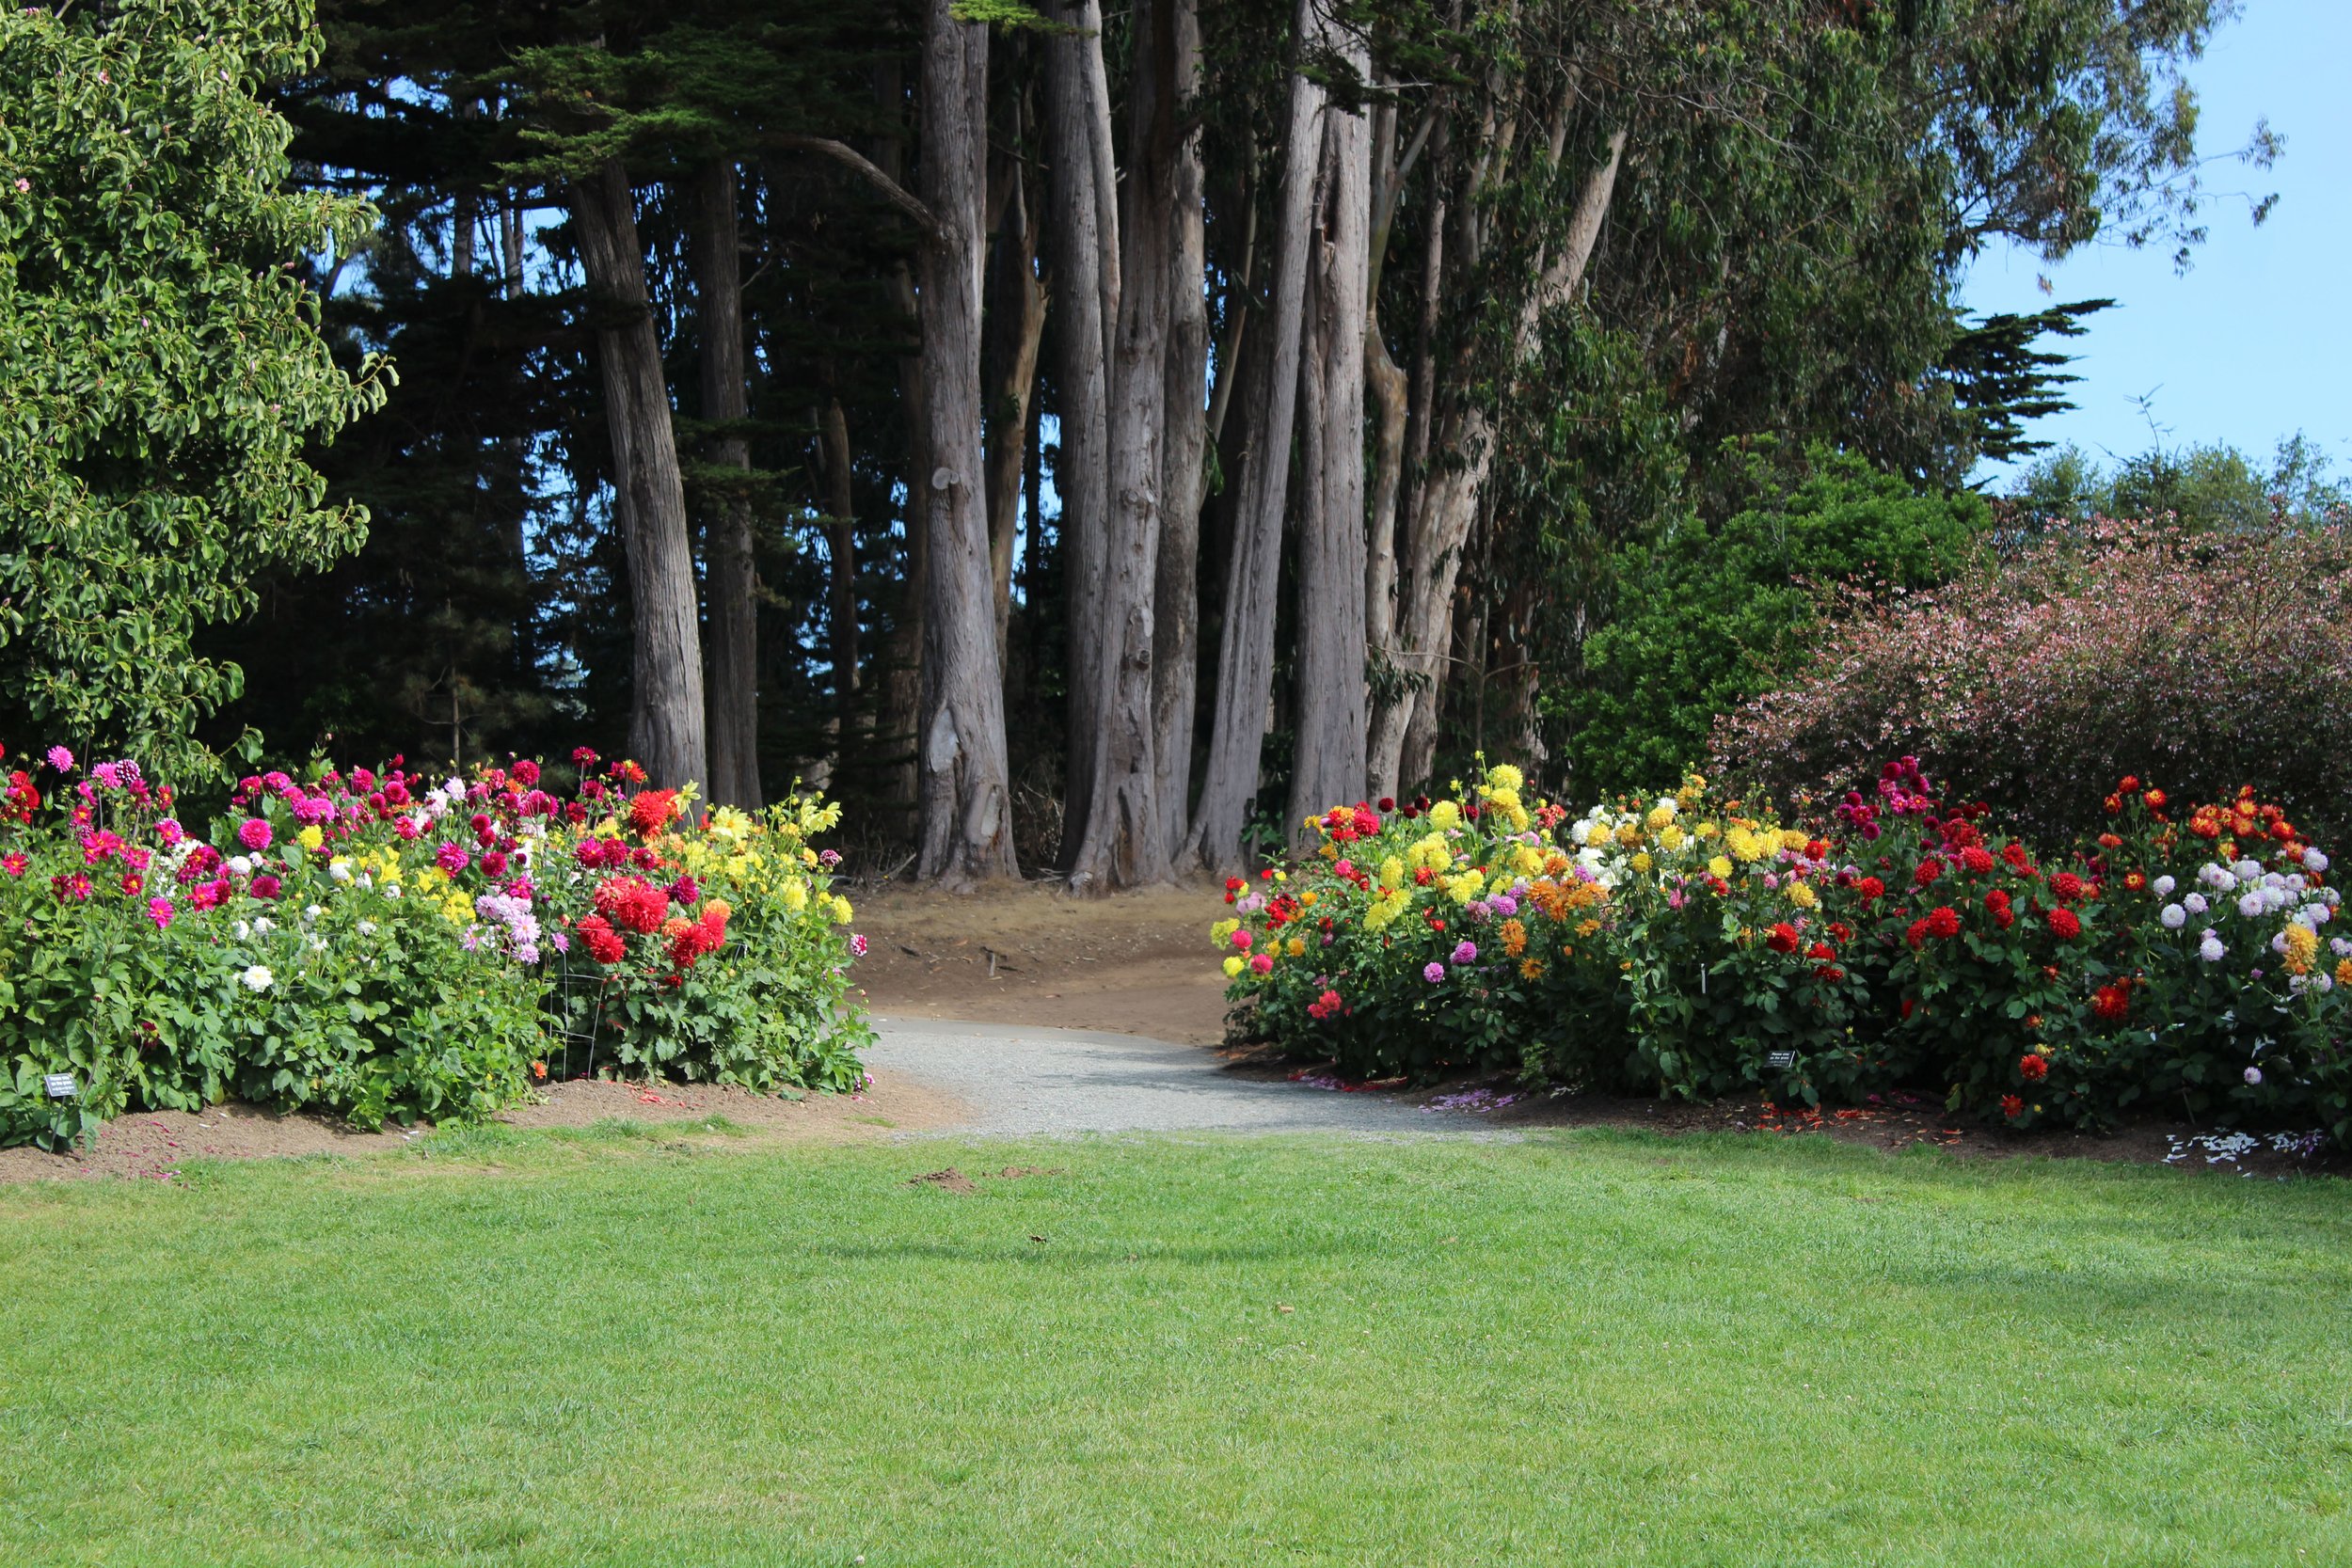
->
[866,1017,1509,1137]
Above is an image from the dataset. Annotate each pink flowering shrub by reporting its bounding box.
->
[1713,522,2352,840]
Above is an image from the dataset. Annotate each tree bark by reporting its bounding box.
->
[1287,20,1371,840]
[1042,0,1118,865]
[982,116,1046,669]
[1180,0,1323,874]
[1151,0,1209,864]
[1071,0,1199,892]
[914,0,1016,886]
[820,397,860,732]
[568,158,707,792]
[691,157,761,809]
[868,60,926,839]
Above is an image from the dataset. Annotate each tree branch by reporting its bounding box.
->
[772,134,943,244]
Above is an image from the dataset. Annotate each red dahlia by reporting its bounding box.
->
[2019,1053,2049,1082]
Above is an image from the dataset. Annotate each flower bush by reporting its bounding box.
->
[1218,760,2350,1148]
[0,744,867,1148]
[1714,520,2352,841]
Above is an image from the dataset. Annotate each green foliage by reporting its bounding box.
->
[1225,763,2352,1148]
[2008,435,2352,532]
[547,800,872,1095]
[1563,446,1987,792]
[0,747,869,1148]
[0,1,387,779]
[0,842,541,1149]
[1938,298,2110,465]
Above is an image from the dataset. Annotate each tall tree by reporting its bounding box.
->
[691,157,761,807]
[1182,0,1324,875]
[1149,0,1210,864]
[1071,0,1210,891]
[1041,0,1118,864]
[913,0,1017,884]
[568,158,709,792]
[1286,8,1371,835]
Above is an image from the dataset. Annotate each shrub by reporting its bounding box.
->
[0,3,387,776]
[1217,760,2350,1148]
[1714,521,2352,841]
[0,745,868,1148]
[1563,445,1987,790]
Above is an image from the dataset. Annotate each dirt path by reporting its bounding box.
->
[847,879,1232,1044]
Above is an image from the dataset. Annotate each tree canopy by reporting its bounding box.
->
[1,0,2282,876]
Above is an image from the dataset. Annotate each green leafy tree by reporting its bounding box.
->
[1563,445,1989,791]
[2007,435,2352,532]
[0,0,387,776]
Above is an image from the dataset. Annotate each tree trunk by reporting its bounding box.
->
[1071,0,1198,892]
[914,0,1016,887]
[982,121,1046,669]
[1151,0,1209,863]
[1287,22,1371,840]
[820,397,860,732]
[1369,125,1626,795]
[691,157,761,809]
[1042,0,1119,867]
[1180,1,1323,874]
[568,158,707,792]
[870,60,926,840]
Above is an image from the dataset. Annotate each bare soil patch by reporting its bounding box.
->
[0,1070,965,1186]
[1217,1041,2349,1179]
[850,879,1231,1044]
[902,1164,1064,1196]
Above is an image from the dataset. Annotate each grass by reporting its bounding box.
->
[0,1127,2346,1566]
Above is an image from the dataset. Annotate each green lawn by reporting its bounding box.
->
[0,1124,2345,1566]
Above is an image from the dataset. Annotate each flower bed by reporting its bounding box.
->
[1217,762,2350,1147]
[0,745,867,1148]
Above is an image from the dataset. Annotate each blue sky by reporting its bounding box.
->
[1962,0,2351,486]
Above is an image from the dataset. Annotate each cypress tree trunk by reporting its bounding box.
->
[1072,0,1197,892]
[1042,0,1118,866]
[569,158,707,793]
[1181,0,1323,875]
[914,0,1016,886]
[820,397,860,735]
[1287,19,1371,840]
[981,119,1045,668]
[1151,0,1209,864]
[691,157,761,809]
